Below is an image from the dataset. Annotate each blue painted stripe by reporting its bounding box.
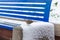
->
[0,11,44,16]
[0,14,44,21]
[0,7,45,11]
[0,4,46,7]
[0,25,13,30]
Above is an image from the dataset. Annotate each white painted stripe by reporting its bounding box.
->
[0,16,37,21]
[0,5,45,9]
[0,2,46,5]
[0,24,13,27]
[0,12,44,18]
[0,15,44,19]
[0,22,19,27]
[0,16,26,21]
[0,9,44,14]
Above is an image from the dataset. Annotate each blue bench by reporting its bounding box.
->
[0,0,52,30]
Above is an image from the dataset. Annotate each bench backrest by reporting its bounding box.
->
[0,0,52,22]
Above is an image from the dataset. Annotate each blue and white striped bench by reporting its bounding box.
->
[0,0,52,30]
[0,0,52,22]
